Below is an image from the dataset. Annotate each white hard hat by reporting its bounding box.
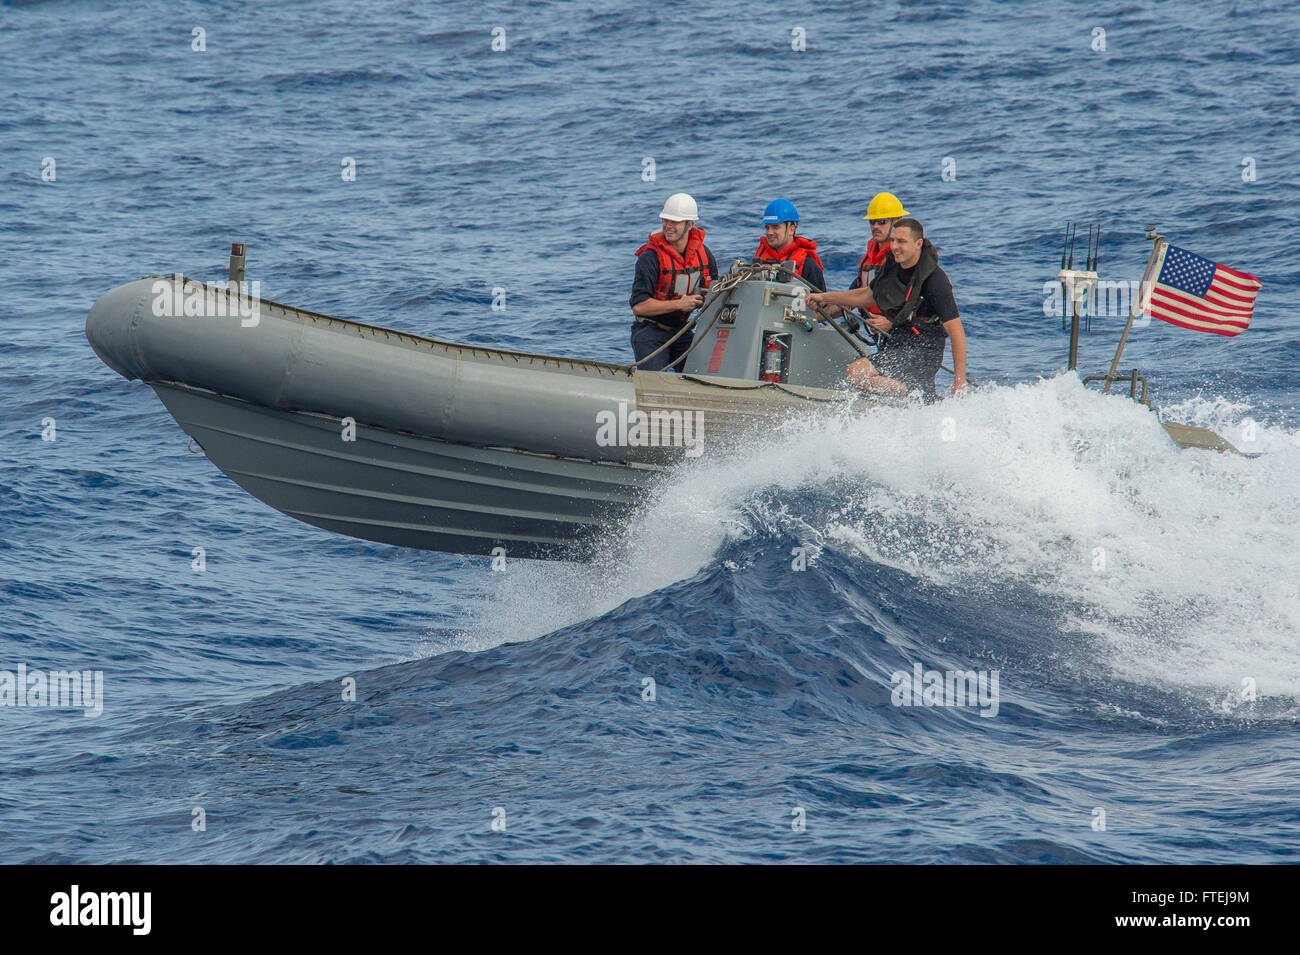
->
[659,193,699,222]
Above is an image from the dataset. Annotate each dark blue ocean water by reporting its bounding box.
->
[2,0,1298,863]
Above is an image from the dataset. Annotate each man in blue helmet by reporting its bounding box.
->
[752,199,826,291]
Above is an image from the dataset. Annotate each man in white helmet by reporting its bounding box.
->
[629,193,719,371]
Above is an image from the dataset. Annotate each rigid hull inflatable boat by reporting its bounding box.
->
[85,262,1240,561]
[85,265,881,559]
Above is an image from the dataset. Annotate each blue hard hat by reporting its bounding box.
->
[762,198,799,224]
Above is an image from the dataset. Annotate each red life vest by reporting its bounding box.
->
[754,235,823,273]
[857,238,891,315]
[635,228,713,299]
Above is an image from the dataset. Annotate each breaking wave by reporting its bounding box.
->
[451,375,1300,711]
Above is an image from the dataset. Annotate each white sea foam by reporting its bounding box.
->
[448,374,1300,701]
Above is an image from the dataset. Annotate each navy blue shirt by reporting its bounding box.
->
[629,246,720,327]
[795,255,826,293]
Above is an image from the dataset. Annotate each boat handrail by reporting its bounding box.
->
[151,272,638,379]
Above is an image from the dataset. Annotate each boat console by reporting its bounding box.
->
[681,261,865,389]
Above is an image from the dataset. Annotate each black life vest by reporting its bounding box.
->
[868,239,941,328]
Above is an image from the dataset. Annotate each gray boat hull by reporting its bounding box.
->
[151,381,659,560]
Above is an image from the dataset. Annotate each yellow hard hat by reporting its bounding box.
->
[863,192,908,220]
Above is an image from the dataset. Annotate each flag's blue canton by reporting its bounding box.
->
[1159,246,1215,297]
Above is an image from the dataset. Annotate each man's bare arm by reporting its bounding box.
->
[806,286,875,313]
[943,316,967,391]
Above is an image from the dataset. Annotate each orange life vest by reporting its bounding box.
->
[635,228,713,299]
[857,238,891,315]
[754,235,823,273]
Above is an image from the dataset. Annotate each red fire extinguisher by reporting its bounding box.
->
[761,336,784,382]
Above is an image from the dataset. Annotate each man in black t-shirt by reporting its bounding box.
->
[807,218,967,399]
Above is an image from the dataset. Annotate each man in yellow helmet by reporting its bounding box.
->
[820,192,908,325]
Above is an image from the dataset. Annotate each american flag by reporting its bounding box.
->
[1145,244,1262,337]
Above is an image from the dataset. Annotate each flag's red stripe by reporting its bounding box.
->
[1203,304,1254,320]
[1206,283,1258,305]
[1151,291,1251,325]
[1154,313,1242,337]
[1204,293,1257,313]
[1209,274,1261,298]
[1214,277,1262,296]
[1151,310,1248,332]
[1150,304,1250,330]
[1150,297,1250,330]
[1214,263,1262,285]
[1155,286,1255,320]
[1212,275,1262,296]
[1201,296,1255,315]
[1156,285,1253,317]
